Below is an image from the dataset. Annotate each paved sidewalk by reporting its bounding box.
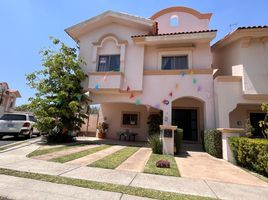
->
[175,147,268,187]
[116,147,152,172]
[0,142,268,200]
[0,174,152,200]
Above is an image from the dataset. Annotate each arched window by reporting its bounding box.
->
[170,15,179,27]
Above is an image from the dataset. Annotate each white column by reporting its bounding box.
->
[162,103,172,125]
[219,128,244,163]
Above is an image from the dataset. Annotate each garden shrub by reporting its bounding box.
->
[148,134,162,154]
[156,160,170,168]
[204,129,222,158]
[229,137,268,177]
[174,128,183,154]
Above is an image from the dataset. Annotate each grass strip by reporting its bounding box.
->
[89,147,139,169]
[0,168,214,200]
[27,144,85,158]
[144,153,180,177]
[50,145,111,163]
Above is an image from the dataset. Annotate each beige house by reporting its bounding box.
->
[0,82,21,116]
[212,26,268,137]
[66,7,268,141]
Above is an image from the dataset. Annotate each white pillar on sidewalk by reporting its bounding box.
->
[218,128,245,163]
[160,125,177,155]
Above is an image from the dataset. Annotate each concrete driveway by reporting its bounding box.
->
[175,144,268,187]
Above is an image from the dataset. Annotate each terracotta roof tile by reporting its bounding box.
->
[237,25,268,30]
[131,29,217,38]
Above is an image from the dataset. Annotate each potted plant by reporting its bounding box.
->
[96,122,109,139]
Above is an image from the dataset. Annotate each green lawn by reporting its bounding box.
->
[27,144,83,157]
[144,153,180,177]
[0,168,214,200]
[50,145,110,163]
[89,146,139,169]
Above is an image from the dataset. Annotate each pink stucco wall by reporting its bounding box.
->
[154,12,210,34]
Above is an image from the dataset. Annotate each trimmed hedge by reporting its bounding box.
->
[174,128,183,154]
[204,129,222,158]
[229,137,268,177]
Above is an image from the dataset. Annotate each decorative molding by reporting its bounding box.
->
[157,50,193,70]
[215,76,242,82]
[240,37,251,48]
[144,69,213,75]
[150,6,212,20]
[243,94,268,100]
[88,72,124,76]
[91,34,127,72]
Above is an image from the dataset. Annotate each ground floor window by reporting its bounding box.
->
[122,112,139,127]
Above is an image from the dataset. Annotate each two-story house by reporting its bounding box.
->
[0,82,21,116]
[212,26,268,137]
[66,6,268,141]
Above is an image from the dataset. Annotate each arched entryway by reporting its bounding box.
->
[172,97,205,143]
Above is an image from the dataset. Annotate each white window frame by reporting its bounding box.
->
[158,50,193,70]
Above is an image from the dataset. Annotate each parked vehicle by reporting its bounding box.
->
[0,113,40,139]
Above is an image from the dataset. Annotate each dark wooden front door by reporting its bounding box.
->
[172,109,198,141]
[250,113,266,138]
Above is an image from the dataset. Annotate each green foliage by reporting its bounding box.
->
[174,128,183,154]
[259,103,268,138]
[147,113,162,136]
[96,122,109,133]
[14,104,33,112]
[204,129,222,158]
[148,134,163,154]
[144,154,180,177]
[229,137,268,177]
[26,37,90,142]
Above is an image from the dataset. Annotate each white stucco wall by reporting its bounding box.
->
[78,23,148,91]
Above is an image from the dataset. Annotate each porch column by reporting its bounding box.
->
[162,103,172,125]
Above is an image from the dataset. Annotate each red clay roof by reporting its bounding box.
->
[131,29,217,38]
[237,25,268,30]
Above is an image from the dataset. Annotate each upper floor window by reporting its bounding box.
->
[97,55,120,72]
[161,55,188,70]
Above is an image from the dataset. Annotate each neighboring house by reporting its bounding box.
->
[0,82,21,116]
[66,6,268,141]
[212,26,268,137]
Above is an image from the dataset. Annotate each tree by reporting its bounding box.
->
[26,38,90,142]
[14,104,32,112]
[259,103,268,139]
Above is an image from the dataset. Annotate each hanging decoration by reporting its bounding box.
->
[197,85,202,92]
[169,92,173,97]
[175,83,179,90]
[95,84,99,91]
[135,98,141,106]
[192,78,197,84]
[190,70,194,76]
[180,71,186,77]
[154,104,161,109]
[127,86,130,92]
[162,99,169,105]
[129,92,134,99]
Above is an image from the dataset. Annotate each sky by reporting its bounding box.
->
[0,0,268,106]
